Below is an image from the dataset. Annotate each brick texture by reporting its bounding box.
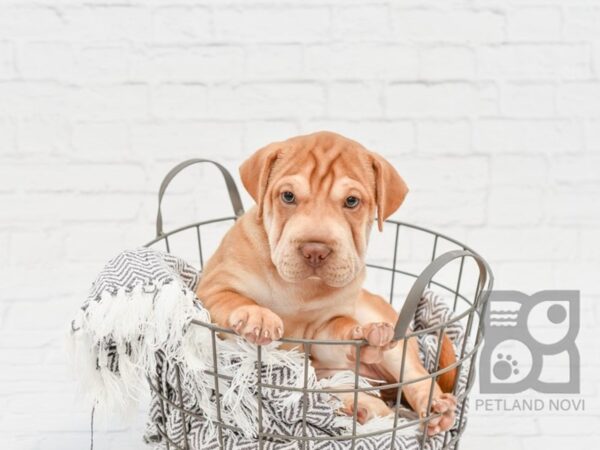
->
[0,1,599,449]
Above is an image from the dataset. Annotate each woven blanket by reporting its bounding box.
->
[69,248,469,450]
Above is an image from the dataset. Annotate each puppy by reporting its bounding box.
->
[196,131,457,434]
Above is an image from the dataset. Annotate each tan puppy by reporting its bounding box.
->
[196,131,457,434]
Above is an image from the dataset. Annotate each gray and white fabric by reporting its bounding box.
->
[69,247,469,450]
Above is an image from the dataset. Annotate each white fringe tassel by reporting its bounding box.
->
[68,279,416,443]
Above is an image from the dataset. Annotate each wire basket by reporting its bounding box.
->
[144,159,493,450]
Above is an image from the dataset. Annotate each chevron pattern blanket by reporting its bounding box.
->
[69,248,469,450]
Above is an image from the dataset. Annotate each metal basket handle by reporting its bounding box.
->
[393,249,492,341]
[155,159,245,238]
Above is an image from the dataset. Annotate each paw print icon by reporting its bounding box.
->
[493,353,520,380]
[479,290,579,394]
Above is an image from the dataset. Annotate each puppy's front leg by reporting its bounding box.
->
[201,290,284,345]
[308,316,396,424]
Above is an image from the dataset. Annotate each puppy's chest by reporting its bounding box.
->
[247,281,355,326]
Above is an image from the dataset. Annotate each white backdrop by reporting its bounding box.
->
[0,0,599,449]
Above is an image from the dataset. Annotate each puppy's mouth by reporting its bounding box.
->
[274,257,359,288]
[306,269,329,282]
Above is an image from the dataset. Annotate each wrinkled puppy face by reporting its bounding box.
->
[240,132,408,288]
[265,149,374,287]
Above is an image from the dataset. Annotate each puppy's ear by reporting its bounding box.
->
[239,144,280,219]
[370,152,409,231]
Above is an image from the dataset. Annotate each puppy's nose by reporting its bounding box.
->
[299,242,332,267]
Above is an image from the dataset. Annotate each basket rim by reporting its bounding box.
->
[187,304,482,346]
[144,217,492,347]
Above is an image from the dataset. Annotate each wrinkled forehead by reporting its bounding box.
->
[269,143,375,194]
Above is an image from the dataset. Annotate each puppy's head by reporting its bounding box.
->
[240,131,408,288]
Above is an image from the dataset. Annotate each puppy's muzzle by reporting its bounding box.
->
[299,242,332,268]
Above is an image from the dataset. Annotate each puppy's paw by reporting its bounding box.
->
[350,322,397,364]
[339,393,392,425]
[421,393,457,436]
[362,322,396,348]
[228,305,284,345]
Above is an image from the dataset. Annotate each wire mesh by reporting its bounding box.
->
[144,216,492,450]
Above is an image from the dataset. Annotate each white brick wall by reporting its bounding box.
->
[0,0,599,449]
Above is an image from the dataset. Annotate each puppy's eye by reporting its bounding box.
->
[344,196,360,209]
[281,191,296,204]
